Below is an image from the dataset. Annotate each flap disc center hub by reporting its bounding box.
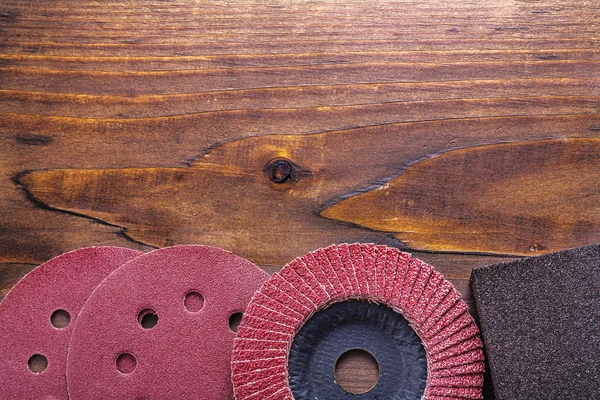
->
[288,300,427,399]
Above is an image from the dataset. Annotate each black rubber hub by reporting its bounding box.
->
[288,300,427,399]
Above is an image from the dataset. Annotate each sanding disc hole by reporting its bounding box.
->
[116,353,137,374]
[229,312,243,332]
[50,309,70,329]
[28,354,48,374]
[184,291,204,312]
[137,309,158,329]
[334,349,380,394]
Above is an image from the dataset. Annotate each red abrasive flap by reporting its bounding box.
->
[232,244,485,400]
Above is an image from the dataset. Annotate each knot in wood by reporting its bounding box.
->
[263,158,313,184]
[268,159,292,183]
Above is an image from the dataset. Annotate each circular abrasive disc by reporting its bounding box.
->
[0,247,142,400]
[232,244,485,400]
[66,245,270,400]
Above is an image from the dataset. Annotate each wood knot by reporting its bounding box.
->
[264,158,312,184]
[268,159,292,183]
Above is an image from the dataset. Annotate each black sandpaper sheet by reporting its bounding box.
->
[470,244,600,399]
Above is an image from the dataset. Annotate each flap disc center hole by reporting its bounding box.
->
[334,348,380,394]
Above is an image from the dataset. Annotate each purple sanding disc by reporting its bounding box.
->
[66,245,270,400]
[0,247,142,400]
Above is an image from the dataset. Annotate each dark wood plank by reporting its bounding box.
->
[0,79,598,118]
[1,0,598,316]
[13,115,599,267]
[2,49,600,71]
[2,60,599,94]
[323,138,600,256]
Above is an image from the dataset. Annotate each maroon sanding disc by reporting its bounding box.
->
[232,244,484,399]
[66,245,269,400]
[0,247,142,400]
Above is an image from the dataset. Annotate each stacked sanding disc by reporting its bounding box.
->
[2,243,484,399]
[0,245,269,400]
[0,247,142,399]
[67,245,270,400]
[232,243,485,399]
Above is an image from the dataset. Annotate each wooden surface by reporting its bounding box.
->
[324,138,600,255]
[0,2,599,394]
[2,0,599,295]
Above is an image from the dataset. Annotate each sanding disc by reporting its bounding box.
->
[232,244,485,400]
[0,247,142,400]
[66,245,270,400]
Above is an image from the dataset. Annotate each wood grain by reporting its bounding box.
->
[15,115,600,267]
[1,0,599,315]
[2,2,598,396]
[322,138,600,256]
[0,79,598,118]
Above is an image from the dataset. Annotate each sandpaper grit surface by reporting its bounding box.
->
[470,244,600,399]
[66,245,269,400]
[233,244,485,400]
[0,247,143,400]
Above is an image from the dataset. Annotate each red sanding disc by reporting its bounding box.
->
[0,247,142,400]
[66,245,269,399]
[232,244,485,399]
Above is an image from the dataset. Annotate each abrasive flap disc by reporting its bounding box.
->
[232,244,485,400]
[0,247,142,400]
[471,244,600,399]
[66,245,269,400]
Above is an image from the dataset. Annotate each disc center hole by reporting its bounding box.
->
[334,348,380,394]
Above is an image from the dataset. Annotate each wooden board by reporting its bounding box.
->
[2,0,599,294]
[323,138,600,256]
[1,2,599,395]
